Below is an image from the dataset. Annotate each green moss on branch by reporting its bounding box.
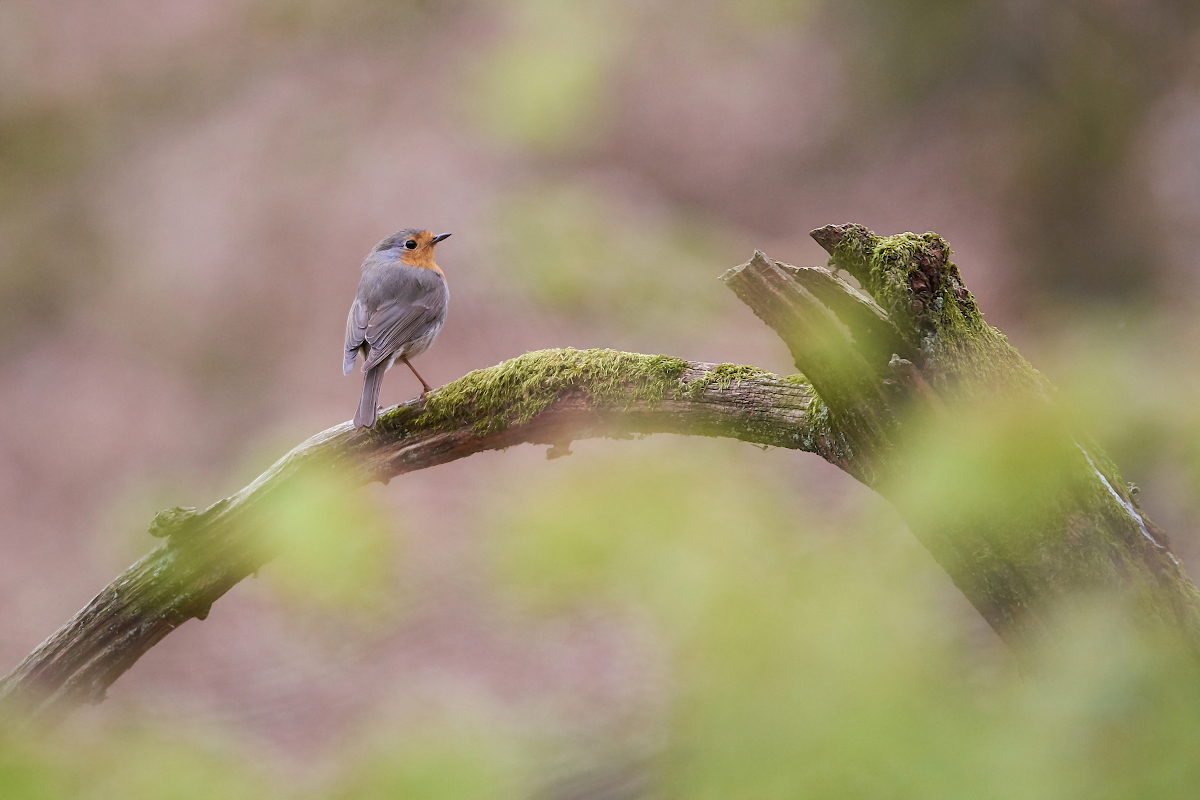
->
[682,363,775,398]
[827,225,1046,400]
[397,350,789,435]
[406,348,691,435]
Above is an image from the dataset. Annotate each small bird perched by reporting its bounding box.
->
[344,228,450,428]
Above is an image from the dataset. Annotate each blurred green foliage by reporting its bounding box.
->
[0,727,278,800]
[315,445,1200,797]
[9,441,1200,797]
[722,0,816,30]
[1033,314,1200,488]
[489,445,1200,798]
[0,110,105,344]
[466,0,621,150]
[492,447,973,797]
[896,395,1078,536]
[0,717,538,800]
[489,183,731,333]
[334,721,531,800]
[258,472,401,615]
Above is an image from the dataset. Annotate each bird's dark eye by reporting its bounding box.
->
[404,239,418,250]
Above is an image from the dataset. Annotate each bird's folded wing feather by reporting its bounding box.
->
[360,296,442,371]
[344,301,370,375]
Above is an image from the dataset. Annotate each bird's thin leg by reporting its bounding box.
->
[400,356,433,395]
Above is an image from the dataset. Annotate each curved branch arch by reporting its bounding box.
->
[6,223,1200,727]
[0,352,820,726]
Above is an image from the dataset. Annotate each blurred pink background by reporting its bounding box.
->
[5,0,1200,791]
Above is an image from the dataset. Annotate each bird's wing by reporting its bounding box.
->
[360,293,444,371]
[343,299,369,375]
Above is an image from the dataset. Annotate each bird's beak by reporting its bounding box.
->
[430,233,451,245]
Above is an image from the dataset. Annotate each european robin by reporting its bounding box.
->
[344,228,451,428]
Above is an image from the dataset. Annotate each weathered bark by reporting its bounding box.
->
[6,222,1200,727]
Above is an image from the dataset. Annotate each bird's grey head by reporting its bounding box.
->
[364,228,452,271]
[374,228,427,254]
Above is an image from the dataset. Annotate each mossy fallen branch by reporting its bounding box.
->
[0,352,817,727]
[7,222,1200,730]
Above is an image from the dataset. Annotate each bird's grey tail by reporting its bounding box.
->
[354,364,385,428]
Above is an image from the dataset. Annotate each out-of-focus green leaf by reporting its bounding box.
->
[489,183,731,333]
[484,440,1200,798]
[1,728,281,800]
[257,472,401,614]
[465,0,624,149]
[333,721,531,800]
[0,737,74,800]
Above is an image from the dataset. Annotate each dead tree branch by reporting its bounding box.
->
[726,225,1200,655]
[0,355,816,726]
[6,222,1200,727]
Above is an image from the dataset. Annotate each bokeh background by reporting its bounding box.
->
[5,0,1200,796]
